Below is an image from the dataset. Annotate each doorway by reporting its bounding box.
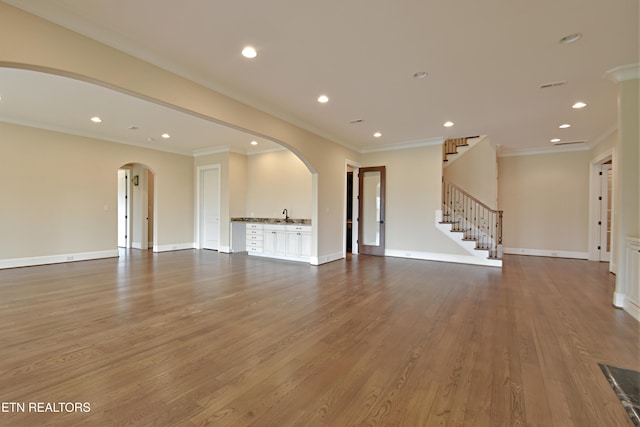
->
[358,166,386,256]
[117,163,155,250]
[589,152,614,269]
[197,165,221,251]
[345,162,360,256]
[598,162,613,262]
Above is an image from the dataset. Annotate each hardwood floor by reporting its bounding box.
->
[0,251,637,426]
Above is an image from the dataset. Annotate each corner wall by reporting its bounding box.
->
[499,150,591,258]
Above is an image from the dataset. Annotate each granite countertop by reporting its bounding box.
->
[231,217,312,225]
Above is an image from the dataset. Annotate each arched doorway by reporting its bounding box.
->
[118,163,155,250]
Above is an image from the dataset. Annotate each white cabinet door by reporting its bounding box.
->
[285,225,312,259]
[286,231,301,256]
[300,232,312,258]
[264,226,286,256]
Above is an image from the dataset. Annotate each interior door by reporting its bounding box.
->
[201,168,220,250]
[358,166,385,256]
[117,168,129,248]
[599,164,612,262]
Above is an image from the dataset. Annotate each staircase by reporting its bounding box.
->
[440,178,503,263]
[442,136,479,164]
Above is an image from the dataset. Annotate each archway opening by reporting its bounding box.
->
[118,163,155,251]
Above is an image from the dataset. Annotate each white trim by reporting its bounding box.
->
[623,299,640,321]
[218,245,232,253]
[153,243,196,252]
[385,249,502,267]
[499,143,590,157]
[613,292,626,308]
[195,164,221,251]
[360,137,443,153]
[604,63,640,83]
[344,159,361,257]
[503,247,588,259]
[193,146,231,157]
[311,251,344,266]
[588,152,614,262]
[0,249,119,270]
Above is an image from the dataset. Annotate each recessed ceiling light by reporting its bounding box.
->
[90,116,102,123]
[559,123,571,129]
[572,102,587,109]
[161,133,170,139]
[250,140,258,146]
[444,121,454,127]
[241,46,257,59]
[413,71,428,79]
[317,95,329,104]
[373,132,382,138]
[559,33,582,44]
[550,138,561,143]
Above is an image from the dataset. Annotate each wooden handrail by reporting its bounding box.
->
[442,177,499,214]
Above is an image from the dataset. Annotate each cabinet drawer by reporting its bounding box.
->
[285,225,311,233]
[246,234,263,241]
[246,223,263,230]
[247,246,263,253]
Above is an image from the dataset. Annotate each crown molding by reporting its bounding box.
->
[604,63,640,83]
[499,143,590,158]
[360,137,444,153]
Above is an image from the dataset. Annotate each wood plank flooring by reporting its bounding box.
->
[0,251,637,426]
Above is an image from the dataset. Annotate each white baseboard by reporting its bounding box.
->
[613,292,626,308]
[131,241,143,250]
[624,298,640,322]
[503,247,588,260]
[385,249,502,268]
[218,245,232,254]
[153,243,196,252]
[0,249,119,269]
[311,251,344,266]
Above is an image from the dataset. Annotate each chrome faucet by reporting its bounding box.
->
[282,209,289,220]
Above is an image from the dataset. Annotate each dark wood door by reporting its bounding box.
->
[358,166,385,256]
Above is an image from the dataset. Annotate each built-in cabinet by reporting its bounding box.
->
[245,223,312,262]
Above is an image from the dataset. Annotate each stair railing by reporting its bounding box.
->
[442,178,503,259]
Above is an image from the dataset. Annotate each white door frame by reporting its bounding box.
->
[196,164,221,250]
[345,159,361,256]
[117,168,131,248]
[588,150,615,271]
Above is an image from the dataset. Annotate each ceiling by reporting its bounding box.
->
[1,0,638,155]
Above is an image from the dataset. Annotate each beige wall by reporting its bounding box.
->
[362,145,469,256]
[246,149,312,219]
[229,152,247,218]
[443,137,498,209]
[0,2,359,262]
[0,122,194,260]
[499,150,591,254]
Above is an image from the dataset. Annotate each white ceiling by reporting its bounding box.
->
[1,0,638,155]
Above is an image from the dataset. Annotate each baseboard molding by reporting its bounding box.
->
[218,245,232,254]
[624,298,640,322]
[311,251,344,266]
[385,249,502,268]
[613,292,626,308]
[0,249,119,269]
[153,243,196,253]
[503,247,588,260]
